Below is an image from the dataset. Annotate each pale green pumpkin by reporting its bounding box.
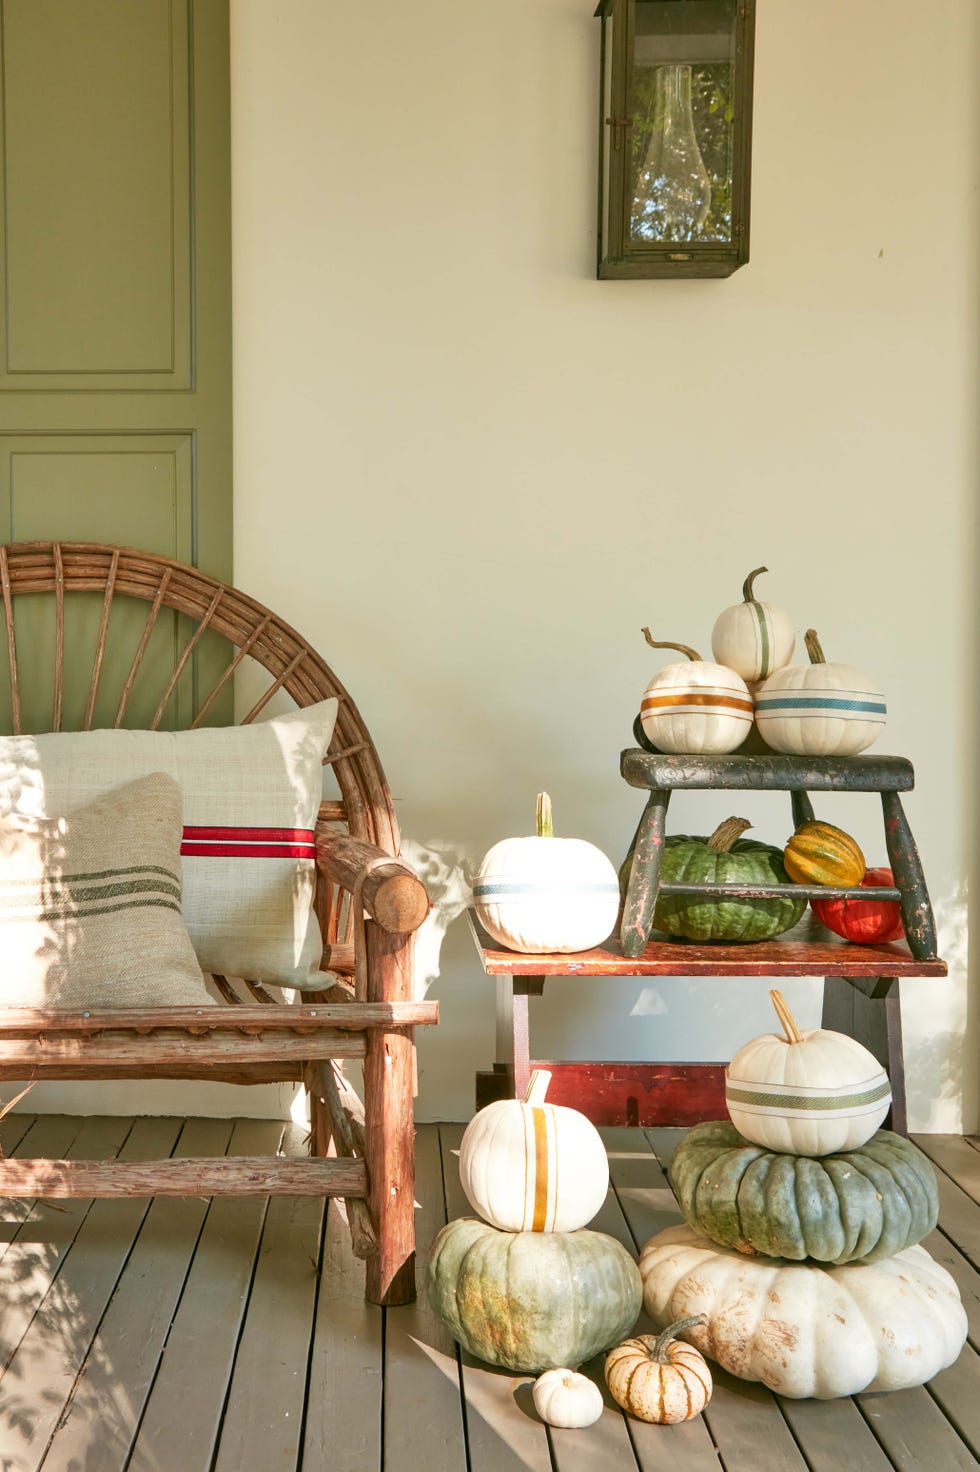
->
[428,1218,642,1372]
[671,1121,938,1265]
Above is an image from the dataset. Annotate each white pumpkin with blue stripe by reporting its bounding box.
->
[753,629,886,756]
[473,794,620,954]
[711,565,796,683]
[725,989,891,1156]
[639,634,753,755]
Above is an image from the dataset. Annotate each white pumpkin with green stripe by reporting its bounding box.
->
[473,794,619,955]
[639,634,753,755]
[753,628,886,756]
[459,1070,610,1233]
[725,990,891,1156]
[710,566,796,683]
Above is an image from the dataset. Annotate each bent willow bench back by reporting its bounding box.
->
[0,542,435,1305]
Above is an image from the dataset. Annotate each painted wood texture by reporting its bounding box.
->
[0,1115,976,1470]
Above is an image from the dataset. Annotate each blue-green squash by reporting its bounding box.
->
[648,817,806,942]
[427,1217,642,1372]
[670,1120,938,1265]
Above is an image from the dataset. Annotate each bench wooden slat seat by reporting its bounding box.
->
[0,541,437,1305]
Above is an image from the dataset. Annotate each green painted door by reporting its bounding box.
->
[0,0,232,730]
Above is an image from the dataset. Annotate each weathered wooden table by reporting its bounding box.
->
[473,747,946,1129]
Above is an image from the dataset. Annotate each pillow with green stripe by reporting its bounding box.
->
[0,771,212,1008]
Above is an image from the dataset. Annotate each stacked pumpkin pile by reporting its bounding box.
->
[639,991,968,1399]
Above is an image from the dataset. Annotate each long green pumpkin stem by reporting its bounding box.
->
[651,1314,708,1361]
[707,817,753,853]
[804,629,826,665]
[742,566,768,603]
[536,792,554,838]
[641,630,702,662]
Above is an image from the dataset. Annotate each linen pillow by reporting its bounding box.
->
[0,771,212,1008]
[0,699,338,988]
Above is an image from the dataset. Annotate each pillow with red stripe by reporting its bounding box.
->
[0,699,338,989]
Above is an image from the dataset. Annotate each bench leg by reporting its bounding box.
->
[822,974,907,1134]
[621,788,671,959]
[364,922,416,1306]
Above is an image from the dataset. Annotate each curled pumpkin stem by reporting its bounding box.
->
[651,1314,708,1361]
[641,630,702,662]
[707,817,753,853]
[741,566,768,603]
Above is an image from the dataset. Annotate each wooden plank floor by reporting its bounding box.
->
[0,1117,977,1472]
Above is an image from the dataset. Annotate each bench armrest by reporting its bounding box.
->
[315,827,430,934]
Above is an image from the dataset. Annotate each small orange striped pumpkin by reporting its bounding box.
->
[605,1317,713,1424]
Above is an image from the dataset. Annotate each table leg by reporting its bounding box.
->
[822,974,907,1134]
[494,974,544,1099]
[621,787,671,959]
[880,791,938,961]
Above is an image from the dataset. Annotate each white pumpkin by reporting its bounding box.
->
[639,633,753,755]
[459,1069,609,1233]
[710,566,796,682]
[473,793,619,955]
[639,1223,967,1399]
[532,1369,604,1428]
[753,628,886,757]
[725,989,891,1155]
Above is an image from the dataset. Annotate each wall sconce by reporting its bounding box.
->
[596,0,756,279]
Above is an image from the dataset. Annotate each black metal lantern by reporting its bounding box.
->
[596,0,755,278]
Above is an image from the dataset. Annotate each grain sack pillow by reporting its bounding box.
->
[0,699,338,988]
[0,771,212,1007]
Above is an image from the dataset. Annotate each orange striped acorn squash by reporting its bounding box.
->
[783,820,865,887]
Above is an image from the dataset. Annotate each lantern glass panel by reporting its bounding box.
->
[629,0,736,248]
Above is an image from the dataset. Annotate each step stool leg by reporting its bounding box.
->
[822,975,907,1134]
[791,789,815,828]
[621,788,671,959]
[880,791,939,961]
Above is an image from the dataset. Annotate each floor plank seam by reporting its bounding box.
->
[436,1125,474,1472]
[296,1196,330,1472]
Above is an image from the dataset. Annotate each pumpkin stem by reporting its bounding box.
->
[536,793,554,839]
[524,1069,552,1105]
[651,1314,708,1361]
[641,630,702,662]
[707,817,753,853]
[769,988,805,1044]
[804,629,826,665]
[742,566,768,603]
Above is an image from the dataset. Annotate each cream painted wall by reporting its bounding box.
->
[230,0,979,1129]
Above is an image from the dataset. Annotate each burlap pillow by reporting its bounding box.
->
[0,771,212,1008]
[0,699,338,988]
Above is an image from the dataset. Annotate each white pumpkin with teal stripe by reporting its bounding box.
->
[473,794,619,954]
[459,1070,610,1233]
[725,990,891,1156]
[753,629,886,756]
[710,566,796,682]
[639,634,753,755]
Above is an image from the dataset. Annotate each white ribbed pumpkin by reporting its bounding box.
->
[725,989,891,1155]
[640,1224,967,1399]
[459,1070,609,1233]
[753,629,886,757]
[639,633,752,755]
[710,566,796,682]
[532,1369,604,1428]
[473,794,619,955]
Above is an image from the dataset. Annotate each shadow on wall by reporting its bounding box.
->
[400,838,479,995]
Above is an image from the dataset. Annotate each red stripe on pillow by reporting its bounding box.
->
[182,826,316,843]
[181,842,316,859]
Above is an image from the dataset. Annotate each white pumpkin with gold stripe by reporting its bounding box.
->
[460,1071,609,1233]
[639,634,752,755]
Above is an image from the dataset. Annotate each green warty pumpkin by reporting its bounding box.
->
[428,1217,642,1372]
[652,817,806,942]
[670,1120,938,1265]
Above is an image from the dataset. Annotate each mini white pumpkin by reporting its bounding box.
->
[605,1318,712,1424]
[640,1223,967,1399]
[532,1369,604,1428]
[639,632,752,755]
[459,1069,610,1233]
[473,793,619,955]
[753,629,886,757]
[710,566,796,682]
[725,989,891,1155]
